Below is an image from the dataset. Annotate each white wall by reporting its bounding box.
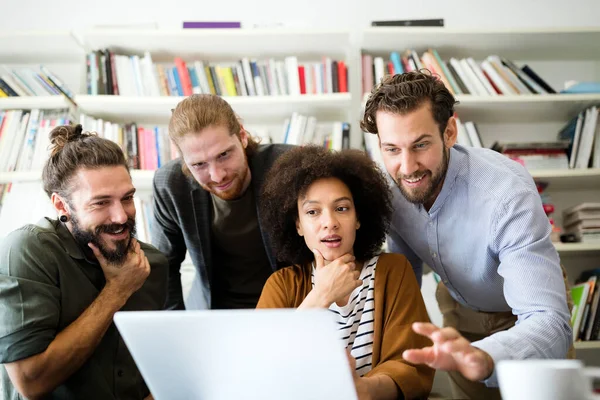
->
[2,0,600,31]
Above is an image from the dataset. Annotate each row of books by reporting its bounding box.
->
[0,65,76,101]
[79,114,178,171]
[86,50,349,97]
[362,50,556,96]
[0,109,72,174]
[572,268,600,342]
[492,141,570,171]
[563,203,600,243]
[559,105,600,169]
[281,112,351,150]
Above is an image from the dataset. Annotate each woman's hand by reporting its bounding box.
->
[299,249,362,308]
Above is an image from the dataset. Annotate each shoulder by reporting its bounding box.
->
[454,145,538,199]
[267,264,309,285]
[153,158,196,193]
[252,144,295,168]
[0,221,62,279]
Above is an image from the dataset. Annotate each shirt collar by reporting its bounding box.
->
[39,217,93,261]
[427,145,464,214]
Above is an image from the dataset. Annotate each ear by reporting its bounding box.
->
[239,126,249,149]
[443,116,458,149]
[51,193,70,217]
[296,218,303,237]
[356,220,361,230]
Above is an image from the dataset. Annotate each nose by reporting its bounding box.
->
[208,163,226,183]
[321,209,339,230]
[399,151,419,177]
[110,202,129,225]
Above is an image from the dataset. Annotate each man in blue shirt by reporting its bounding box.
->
[361,71,572,399]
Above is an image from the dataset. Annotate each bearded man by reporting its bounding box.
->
[152,94,292,310]
[360,71,573,400]
[0,124,167,400]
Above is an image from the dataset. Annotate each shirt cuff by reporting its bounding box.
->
[471,337,511,388]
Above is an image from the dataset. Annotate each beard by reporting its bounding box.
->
[395,147,449,205]
[201,152,250,201]
[70,213,137,264]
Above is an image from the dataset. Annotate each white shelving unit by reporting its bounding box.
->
[360,27,600,61]
[76,93,352,124]
[0,96,72,110]
[0,30,83,63]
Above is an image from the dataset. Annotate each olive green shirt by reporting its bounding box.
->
[0,218,168,400]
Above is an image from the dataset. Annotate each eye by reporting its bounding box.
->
[94,201,108,206]
[336,206,349,212]
[123,195,134,202]
[384,147,399,153]
[306,209,318,216]
[192,162,206,169]
[218,151,230,159]
[415,142,429,149]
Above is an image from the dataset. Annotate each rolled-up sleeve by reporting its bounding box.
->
[472,190,572,387]
[0,228,61,363]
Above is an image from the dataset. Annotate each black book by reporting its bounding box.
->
[522,65,556,94]
[371,19,444,27]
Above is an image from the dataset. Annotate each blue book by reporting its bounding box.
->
[560,82,600,94]
[172,67,183,96]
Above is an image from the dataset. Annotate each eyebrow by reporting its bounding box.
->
[89,188,136,202]
[302,196,353,206]
[194,145,236,164]
[381,134,433,147]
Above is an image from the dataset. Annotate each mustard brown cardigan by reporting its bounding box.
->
[256,252,435,399]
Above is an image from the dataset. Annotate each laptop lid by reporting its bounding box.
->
[114,309,358,400]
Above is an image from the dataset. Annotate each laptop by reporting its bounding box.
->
[114,309,358,400]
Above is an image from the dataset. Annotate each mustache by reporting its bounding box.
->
[95,218,136,235]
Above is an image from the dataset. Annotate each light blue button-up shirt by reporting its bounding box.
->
[388,144,572,387]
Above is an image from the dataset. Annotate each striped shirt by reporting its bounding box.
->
[312,256,378,376]
[387,144,572,386]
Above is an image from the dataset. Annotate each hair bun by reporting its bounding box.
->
[48,124,88,157]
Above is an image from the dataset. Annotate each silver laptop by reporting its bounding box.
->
[114,309,358,400]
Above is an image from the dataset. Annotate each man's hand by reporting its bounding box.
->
[402,322,495,381]
[89,238,150,304]
[312,249,362,307]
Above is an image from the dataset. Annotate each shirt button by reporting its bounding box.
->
[443,279,449,284]
[117,370,124,377]
[431,252,437,258]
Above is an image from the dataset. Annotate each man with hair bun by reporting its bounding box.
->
[0,124,167,400]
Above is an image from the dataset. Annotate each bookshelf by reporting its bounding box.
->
[575,341,600,350]
[0,96,72,110]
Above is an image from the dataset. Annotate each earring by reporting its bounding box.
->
[59,215,69,223]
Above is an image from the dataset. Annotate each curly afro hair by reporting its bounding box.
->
[260,145,393,266]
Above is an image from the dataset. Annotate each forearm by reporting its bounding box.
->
[360,375,399,400]
[6,285,127,398]
[472,310,572,386]
[298,289,331,309]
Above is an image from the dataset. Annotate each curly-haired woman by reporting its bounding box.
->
[256,145,434,400]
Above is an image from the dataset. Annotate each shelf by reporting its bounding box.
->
[361,27,600,61]
[0,170,156,191]
[554,242,600,254]
[0,30,84,63]
[362,93,600,123]
[575,341,600,350]
[0,96,72,110]
[76,94,353,123]
[82,28,351,61]
[531,168,600,190]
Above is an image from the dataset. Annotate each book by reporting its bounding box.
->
[371,19,444,27]
[182,22,241,29]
